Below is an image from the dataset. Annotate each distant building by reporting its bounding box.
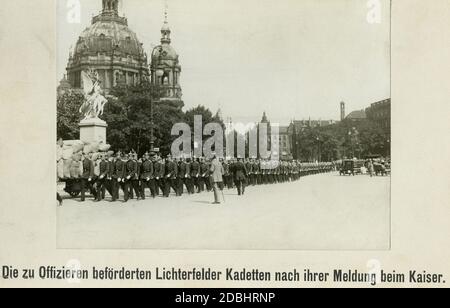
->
[253,112,292,160]
[255,112,272,159]
[279,126,292,160]
[289,119,336,131]
[366,98,391,130]
[345,110,367,122]
[57,75,72,96]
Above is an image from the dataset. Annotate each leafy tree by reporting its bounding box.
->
[104,84,185,156]
[292,119,390,161]
[184,105,225,155]
[57,90,84,140]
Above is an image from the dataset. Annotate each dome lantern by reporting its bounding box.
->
[102,0,119,15]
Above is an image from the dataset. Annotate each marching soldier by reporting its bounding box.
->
[222,159,232,189]
[112,152,126,202]
[125,153,140,201]
[80,152,96,202]
[191,158,201,193]
[108,153,117,201]
[140,152,156,199]
[153,156,165,196]
[245,159,253,187]
[252,159,259,186]
[96,154,110,202]
[164,156,179,197]
[177,158,187,196]
[183,158,194,194]
[200,158,211,192]
[232,158,248,196]
[197,158,205,192]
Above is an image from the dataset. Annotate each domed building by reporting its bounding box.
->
[150,15,183,103]
[65,0,149,91]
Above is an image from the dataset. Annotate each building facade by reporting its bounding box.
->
[279,126,292,160]
[365,98,391,130]
[64,0,149,92]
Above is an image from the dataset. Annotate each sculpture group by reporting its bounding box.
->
[79,69,108,120]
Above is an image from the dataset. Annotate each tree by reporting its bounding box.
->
[57,90,84,140]
[104,84,185,156]
[184,105,225,156]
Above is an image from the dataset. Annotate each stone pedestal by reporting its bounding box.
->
[79,118,108,144]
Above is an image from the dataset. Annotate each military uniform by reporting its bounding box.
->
[96,158,110,201]
[153,158,165,196]
[245,160,253,186]
[183,159,194,194]
[140,157,156,199]
[164,159,179,197]
[198,160,207,192]
[177,159,187,196]
[80,157,96,202]
[232,160,247,196]
[191,159,201,193]
[125,158,140,201]
[199,160,211,192]
[112,156,126,201]
[222,161,232,189]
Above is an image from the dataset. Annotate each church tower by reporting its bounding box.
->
[150,3,183,104]
[340,101,346,121]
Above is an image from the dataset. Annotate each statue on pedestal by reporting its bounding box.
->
[79,69,108,120]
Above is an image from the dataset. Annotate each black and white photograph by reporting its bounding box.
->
[2,0,450,290]
[55,0,392,250]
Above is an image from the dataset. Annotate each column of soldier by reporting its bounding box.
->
[78,151,336,202]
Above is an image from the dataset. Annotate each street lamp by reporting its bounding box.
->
[316,137,321,162]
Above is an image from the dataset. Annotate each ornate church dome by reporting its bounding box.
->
[65,0,149,92]
[74,18,145,58]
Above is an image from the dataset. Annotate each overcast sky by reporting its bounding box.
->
[57,0,391,125]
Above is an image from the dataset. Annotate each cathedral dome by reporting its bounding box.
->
[74,18,145,58]
[65,0,149,91]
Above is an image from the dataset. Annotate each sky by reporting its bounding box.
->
[57,0,391,125]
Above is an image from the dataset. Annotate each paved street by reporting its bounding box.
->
[57,172,390,250]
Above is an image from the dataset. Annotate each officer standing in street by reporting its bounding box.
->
[210,155,225,204]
